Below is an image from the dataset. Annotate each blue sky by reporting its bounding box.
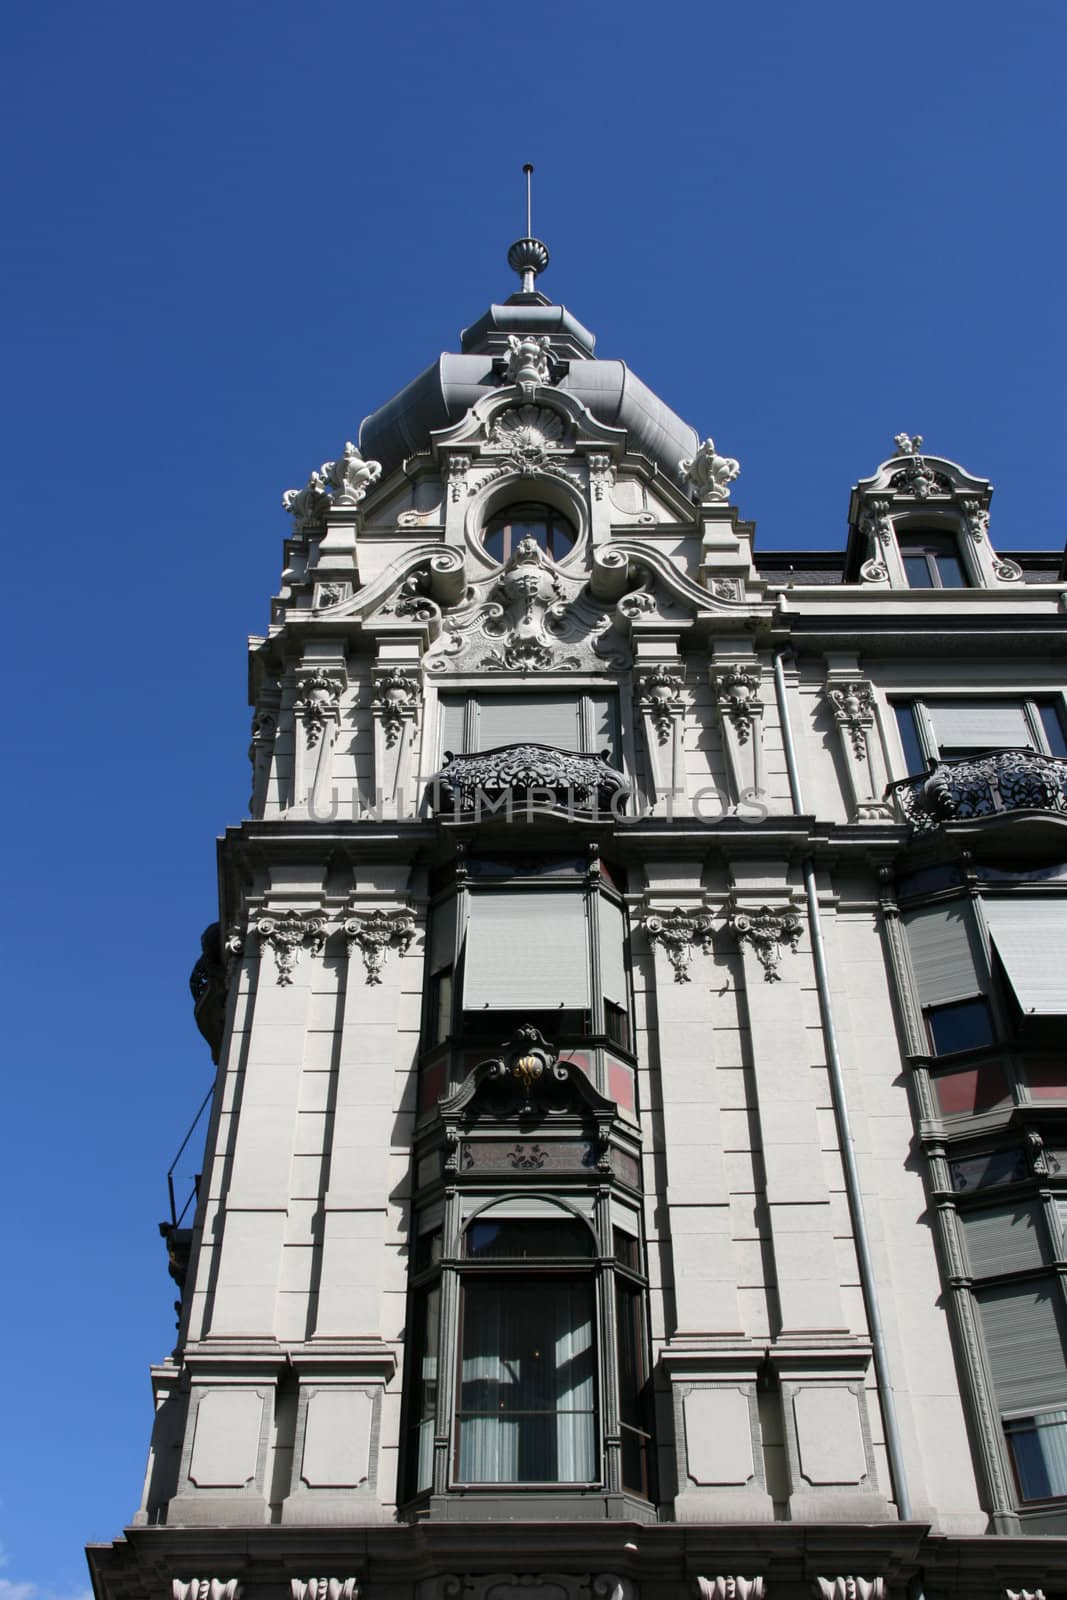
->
[2,0,1064,1590]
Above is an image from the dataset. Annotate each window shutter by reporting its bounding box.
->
[929,700,1032,754]
[589,692,620,759]
[599,895,628,1008]
[983,899,1067,1017]
[977,1279,1067,1413]
[429,895,458,974]
[464,890,590,1009]
[903,903,985,1007]
[477,694,582,752]
[962,1203,1048,1277]
[440,694,467,758]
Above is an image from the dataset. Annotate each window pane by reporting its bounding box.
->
[932,1061,1011,1117]
[1039,703,1067,758]
[410,1285,440,1494]
[934,552,967,588]
[457,1279,596,1483]
[465,1219,595,1259]
[903,554,934,588]
[927,997,995,1054]
[895,704,927,775]
[1007,1411,1067,1501]
[949,1149,1027,1193]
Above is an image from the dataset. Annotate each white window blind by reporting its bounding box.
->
[477,694,582,752]
[429,895,458,974]
[929,700,1032,754]
[903,904,985,1007]
[599,895,628,1008]
[977,1280,1067,1413]
[464,890,590,1009]
[984,898,1067,1017]
[590,692,620,758]
[962,1203,1047,1278]
[440,694,467,758]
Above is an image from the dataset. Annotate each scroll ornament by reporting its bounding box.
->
[255,910,327,985]
[644,907,714,983]
[729,906,801,982]
[345,909,415,984]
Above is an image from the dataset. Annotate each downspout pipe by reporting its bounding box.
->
[772,650,915,1524]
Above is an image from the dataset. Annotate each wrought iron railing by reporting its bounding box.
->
[427,742,630,816]
[886,749,1067,832]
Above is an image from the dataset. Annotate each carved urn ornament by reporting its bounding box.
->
[321,441,382,507]
[503,332,552,388]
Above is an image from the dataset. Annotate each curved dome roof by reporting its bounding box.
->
[359,294,700,484]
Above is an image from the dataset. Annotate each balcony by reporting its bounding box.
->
[427,742,629,818]
[887,749,1067,835]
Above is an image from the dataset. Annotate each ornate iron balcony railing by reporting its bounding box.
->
[886,748,1067,832]
[428,742,630,816]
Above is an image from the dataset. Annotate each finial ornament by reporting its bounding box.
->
[680,437,741,502]
[507,162,550,292]
[893,432,923,456]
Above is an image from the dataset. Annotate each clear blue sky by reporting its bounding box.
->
[2,1,1064,1592]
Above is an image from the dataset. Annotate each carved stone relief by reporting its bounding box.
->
[344,909,415,985]
[636,665,685,745]
[293,671,343,749]
[321,442,383,507]
[826,680,875,760]
[587,452,615,500]
[281,472,330,533]
[728,905,801,981]
[503,332,552,387]
[815,1580,885,1600]
[480,405,579,488]
[372,667,421,747]
[696,1581,764,1600]
[172,1584,241,1600]
[644,907,714,983]
[255,910,327,985]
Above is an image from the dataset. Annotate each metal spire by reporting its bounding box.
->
[507,162,550,293]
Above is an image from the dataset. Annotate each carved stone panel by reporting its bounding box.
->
[188,1390,263,1489]
[684,1387,755,1486]
[300,1389,372,1488]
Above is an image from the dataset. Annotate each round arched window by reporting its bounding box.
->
[483,502,576,563]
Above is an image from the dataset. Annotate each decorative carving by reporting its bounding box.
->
[293,671,343,749]
[506,1142,547,1170]
[189,922,227,1063]
[960,497,991,542]
[696,1581,764,1600]
[861,497,893,547]
[503,332,552,387]
[714,665,762,743]
[680,437,741,502]
[249,708,276,752]
[483,404,576,485]
[429,743,629,815]
[644,907,713,983]
[290,1584,358,1600]
[587,453,615,500]
[446,454,470,502]
[315,582,350,608]
[172,1583,242,1600]
[887,750,1067,832]
[815,1581,885,1600]
[282,471,330,532]
[826,680,875,760]
[1006,1589,1046,1600]
[372,668,421,746]
[711,578,741,601]
[255,910,327,985]
[729,906,802,981]
[480,1026,576,1116]
[888,437,950,498]
[592,1579,634,1600]
[859,558,888,584]
[321,441,382,507]
[993,557,1024,582]
[814,1584,881,1600]
[344,909,415,984]
[386,569,440,622]
[636,665,685,744]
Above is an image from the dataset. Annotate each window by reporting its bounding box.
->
[440,690,620,763]
[484,502,576,563]
[403,1195,652,1503]
[895,696,1067,770]
[898,530,969,588]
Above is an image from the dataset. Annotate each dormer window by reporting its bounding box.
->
[484,501,576,563]
[898,530,969,589]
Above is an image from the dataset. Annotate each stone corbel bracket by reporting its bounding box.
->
[823,670,892,821]
[643,905,714,983]
[172,1583,243,1600]
[344,908,415,985]
[372,666,422,749]
[696,1581,764,1600]
[815,1581,885,1600]
[254,909,327,986]
[728,904,802,982]
[291,1582,359,1600]
[711,657,765,803]
[292,664,346,817]
[635,663,686,808]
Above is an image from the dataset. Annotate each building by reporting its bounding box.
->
[88,230,1067,1600]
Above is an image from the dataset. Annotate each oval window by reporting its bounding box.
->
[484,501,576,563]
